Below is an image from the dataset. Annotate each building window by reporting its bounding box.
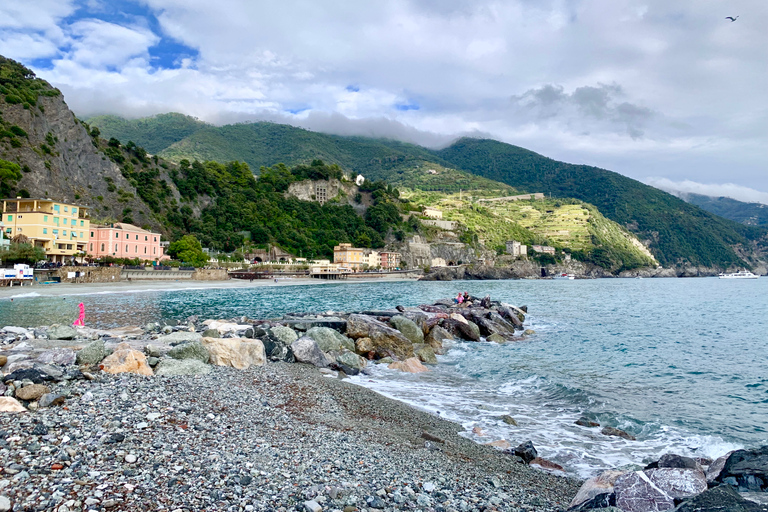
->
[80,232,83,238]
[6,215,11,222]
[135,245,138,253]
[154,237,157,242]
[53,204,59,212]
[64,206,68,212]
[135,235,139,240]
[63,218,67,225]
[126,234,129,239]
[101,243,105,251]
[144,247,147,254]
[43,228,47,234]
[44,215,48,222]
[125,245,128,251]
[72,208,77,214]
[52,229,58,235]
[62,230,67,236]
[154,248,156,254]
[145,236,148,241]
[91,232,94,237]
[66,244,72,250]
[80,221,84,227]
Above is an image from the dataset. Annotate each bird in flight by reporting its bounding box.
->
[725,16,739,22]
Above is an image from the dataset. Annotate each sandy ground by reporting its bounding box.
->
[0,275,419,299]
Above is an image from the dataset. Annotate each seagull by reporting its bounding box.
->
[725,16,739,22]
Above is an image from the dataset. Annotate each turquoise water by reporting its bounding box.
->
[1,278,766,476]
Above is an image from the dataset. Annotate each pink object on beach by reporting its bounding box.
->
[73,302,85,327]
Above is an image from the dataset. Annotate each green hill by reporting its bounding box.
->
[87,113,209,154]
[682,193,768,227]
[434,138,766,268]
[88,112,766,269]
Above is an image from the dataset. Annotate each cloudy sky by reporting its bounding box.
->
[1,0,766,201]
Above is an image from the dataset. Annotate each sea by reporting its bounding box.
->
[1,277,766,478]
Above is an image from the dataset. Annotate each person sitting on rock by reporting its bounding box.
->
[463,291,471,304]
[455,293,464,304]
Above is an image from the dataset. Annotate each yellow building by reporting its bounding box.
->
[2,198,90,262]
[333,243,365,270]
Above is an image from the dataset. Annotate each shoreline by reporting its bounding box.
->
[0,275,419,300]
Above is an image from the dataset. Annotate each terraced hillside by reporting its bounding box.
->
[403,190,657,270]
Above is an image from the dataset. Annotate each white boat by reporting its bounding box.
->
[718,269,759,279]
[552,272,576,280]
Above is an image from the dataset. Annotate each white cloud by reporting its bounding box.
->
[0,0,764,191]
[646,178,768,205]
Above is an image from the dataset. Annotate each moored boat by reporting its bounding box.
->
[552,272,576,280]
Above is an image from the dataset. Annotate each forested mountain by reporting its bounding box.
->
[87,113,209,154]
[680,193,768,227]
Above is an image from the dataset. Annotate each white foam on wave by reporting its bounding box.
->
[349,357,746,479]
[4,292,41,299]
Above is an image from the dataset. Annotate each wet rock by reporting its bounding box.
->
[346,314,414,360]
[705,453,732,483]
[0,355,6,367]
[202,338,266,370]
[602,426,636,440]
[304,327,354,353]
[389,316,424,345]
[568,493,616,511]
[270,326,298,345]
[486,333,506,343]
[645,468,707,500]
[355,337,374,355]
[614,471,675,512]
[154,358,211,376]
[514,441,538,464]
[645,454,700,471]
[0,396,26,413]
[498,415,517,426]
[99,343,153,376]
[14,384,49,401]
[575,416,600,428]
[263,339,295,363]
[388,357,429,373]
[569,470,624,509]
[673,484,759,512]
[716,445,768,491]
[76,340,108,366]
[530,457,565,473]
[48,325,77,340]
[424,325,452,354]
[37,349,76,366]
[167,342,210,363]
[412,343,437,364]
[336,350,366,370]
[38,393,65,407]
[290,337,329,368]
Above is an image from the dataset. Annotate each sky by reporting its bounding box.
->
[1,0,766,202]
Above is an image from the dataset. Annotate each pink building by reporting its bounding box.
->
[88,223,168,262]
[379,251,401,270]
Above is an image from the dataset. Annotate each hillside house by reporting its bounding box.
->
[531,245,556,255]
[505,240,527,258]
[423,207,443,219]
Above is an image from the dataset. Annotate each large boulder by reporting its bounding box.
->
[202,337,265,370]
[388,357,429,373]
[262,338,295,363]
[155,331,202,345]
[390,316,425,344]
[673,484,761,512]
[167,342,210,363]
[614,471,674,512]
[154,358,211,376]
[412,344,437,364]
[336,350,366,370]
[569,470,625,509]
[75,340,108,365]
[48,325,77,340]
[346,314,414,360]
[514,441,538,464]
[270,326,298,345]
[424,325,452,355]
[716,445,768,491]
[304,327,355,353]
[202,319,250,335]
[290,337,329,368]
[100,343,153,376]
[645,468,707,500]
[37,349,76,366]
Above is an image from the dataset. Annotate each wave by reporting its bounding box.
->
[4,292,42,299]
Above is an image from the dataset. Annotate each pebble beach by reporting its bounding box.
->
[0,363,581,511]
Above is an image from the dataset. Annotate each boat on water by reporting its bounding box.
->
[552,273,576,280]
[718,269,759,279]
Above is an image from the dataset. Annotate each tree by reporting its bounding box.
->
[2,243,46,265]
[0,159,22,197]
[167,234,209,267]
